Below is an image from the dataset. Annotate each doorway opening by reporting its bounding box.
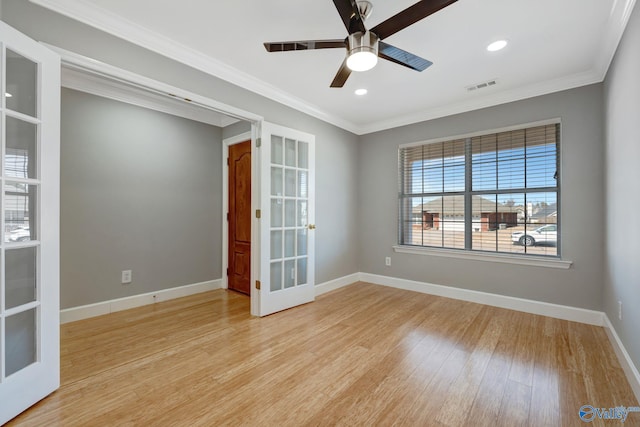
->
[54,46,262,314]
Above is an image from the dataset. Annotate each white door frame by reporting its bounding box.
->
[44,44,268,315]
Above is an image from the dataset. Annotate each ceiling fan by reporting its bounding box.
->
[264,0,458,88]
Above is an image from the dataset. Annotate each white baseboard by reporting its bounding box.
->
[359,273,605,326]
[60,279,222,324]
[315,273,360,296]
[603,315,640,403]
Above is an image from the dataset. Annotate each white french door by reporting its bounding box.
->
[258,122,315,316]
[0,22,60,425]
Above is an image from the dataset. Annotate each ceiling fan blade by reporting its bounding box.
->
[264,39,346,52]
[378,41,433,71]
[371,0,458,40]
[332,0,366,34]
[330,59,352,88]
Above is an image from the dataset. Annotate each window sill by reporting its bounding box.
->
[392,245,573,269]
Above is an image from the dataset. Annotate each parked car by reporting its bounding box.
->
[8,226,31,242]
[511,224,557,246]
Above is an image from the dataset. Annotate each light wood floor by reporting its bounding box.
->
[7,282,639,426]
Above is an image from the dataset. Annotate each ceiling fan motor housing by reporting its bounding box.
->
[347,31,379,71]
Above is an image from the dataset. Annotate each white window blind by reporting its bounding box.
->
[398,123,560,257]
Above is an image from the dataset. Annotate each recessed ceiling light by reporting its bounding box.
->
[355,88,368,96]
[487,40,508,52]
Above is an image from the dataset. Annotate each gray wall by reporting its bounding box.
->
[222,121,251,140]
[1,0,360,300]
[603,4,640,370]
[359,84,605,310]
[60,88,222,308]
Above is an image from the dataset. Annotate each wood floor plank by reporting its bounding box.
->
[399,348,472,425]
[463,338,514,426]
[507,311,536,386]
[497,379,531,427]
[6,283,639,426]
[435,309,505,426]
[529,314,562,427]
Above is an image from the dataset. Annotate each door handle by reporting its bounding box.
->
[308,224,316,230]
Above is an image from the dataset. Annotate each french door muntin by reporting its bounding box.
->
[0,21,60,425]
[258,122,315,316]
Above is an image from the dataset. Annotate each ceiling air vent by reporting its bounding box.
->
[466,79,498,92]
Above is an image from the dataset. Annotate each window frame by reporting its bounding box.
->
[397,119,569,266]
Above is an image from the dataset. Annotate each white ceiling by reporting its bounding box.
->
[32,0,636,134]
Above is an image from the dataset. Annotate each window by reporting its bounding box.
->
[398,123,559,257]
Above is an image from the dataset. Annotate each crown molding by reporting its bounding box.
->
[30,0,359,134]
[30,0,635,136]
[595,0,637,79]
[358,69,603,135]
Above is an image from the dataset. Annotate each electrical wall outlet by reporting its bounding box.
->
[121,270,132,284]
[618,301,623,320]
[385,257,391,266]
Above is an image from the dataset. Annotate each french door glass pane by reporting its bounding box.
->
[270,198,282,227]
[298,142,308,169]
[297,201,307,227]
[5,183,37,243]
[284,200,295,227]
[270,261,282,292]
[285,138,296,167]
[284,259,295,288]
[5,247,37,309]
[5,49,37,118]
[5,117,37,179]
[271,136,283,165]
[297,258,307,285]
[297,229,307,256]
[271,167,283,196]
[297,170,308,197]
[270,230,282,260]
[5,308,37,377]
[284,230,295,258]
[284,169,296,197]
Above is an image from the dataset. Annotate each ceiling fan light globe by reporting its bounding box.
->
[347,51,378,72]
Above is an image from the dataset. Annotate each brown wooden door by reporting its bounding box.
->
[228,140,252,295]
